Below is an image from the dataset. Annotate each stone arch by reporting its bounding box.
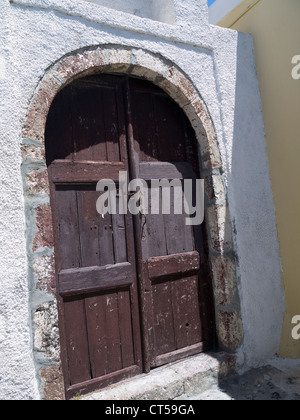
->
[21,46,243,399]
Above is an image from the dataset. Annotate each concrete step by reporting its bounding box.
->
[176,358,300,401]
[81,352,236,400]
[175,388,234,400]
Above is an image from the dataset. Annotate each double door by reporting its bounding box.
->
[45,74,214,399]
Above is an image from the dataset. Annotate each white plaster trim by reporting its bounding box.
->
[10,0,213,50]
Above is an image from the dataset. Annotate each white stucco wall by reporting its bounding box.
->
[0,0,40,400]
[0,0,285,399]
[83,0,176,24]
[210,25,285,369]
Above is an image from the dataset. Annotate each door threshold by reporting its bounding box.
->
[80,352,236,401]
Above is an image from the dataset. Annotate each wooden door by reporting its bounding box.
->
[45,74,214,399]
[127,78,215,370]
[46,75,143,399]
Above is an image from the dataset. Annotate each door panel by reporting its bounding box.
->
[46,75,143,399]
[128,78,214,369]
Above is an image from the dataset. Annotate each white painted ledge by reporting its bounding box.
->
[10,0,213,49]
[83,0,176,25]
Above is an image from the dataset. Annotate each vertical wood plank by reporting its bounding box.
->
[171,276,202,350]
[63,295,91,385]
[171,278,188,350]
[98,208,115,266]
[105,291,122,373]
[153,93,186,163]
[118,289,135,369]
[102,87,121,163]
[71,85,106,162]
[112,196,127,264]
[116,81,129,165]
[77,188,101,268]
[91,89,108,162]
[133,90,158,162]
[163,190,195,256]
[46,87,74,165]
[185,275,203,346]
[142,187,167,260]
[152,281,176,356]
[85,293,108,378]
[56,187,81,270]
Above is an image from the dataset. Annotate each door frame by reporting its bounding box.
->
[22,46,243,400]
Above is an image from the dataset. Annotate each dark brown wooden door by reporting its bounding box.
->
[127,78,214,370]
[45,75,214,399]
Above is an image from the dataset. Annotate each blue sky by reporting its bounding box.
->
[207,0,216,6]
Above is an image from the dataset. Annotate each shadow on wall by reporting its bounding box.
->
[83,0,176,24]
[226,32,285,371]
[207,31,286,401]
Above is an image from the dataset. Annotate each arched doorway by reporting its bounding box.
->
[45,74,216,398]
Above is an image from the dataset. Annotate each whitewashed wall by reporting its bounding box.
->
[0,0,284,399]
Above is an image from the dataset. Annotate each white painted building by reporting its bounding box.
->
[0,0,284,399]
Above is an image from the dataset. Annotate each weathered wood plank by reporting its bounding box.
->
[45,86,74,165]
[118,290,135,369]
[58,262,133,296]
[111,197,128,264]
[133,89,159,162]
[102,87,121,162]
[139,162,194,181]
[76,189,101,268]
[85,294,108,379]
[55,187,81,270]
[71,84,104,161]
[66,365,141,400]
[148,251,200,280]
[163,191,195,255]
[105,291,123,373]
[152,280,176,356]
[153,342,208,369]
[63,295,91,386]
[153,92,186,163]
[171,275,202,349]
[51,161,125,183]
